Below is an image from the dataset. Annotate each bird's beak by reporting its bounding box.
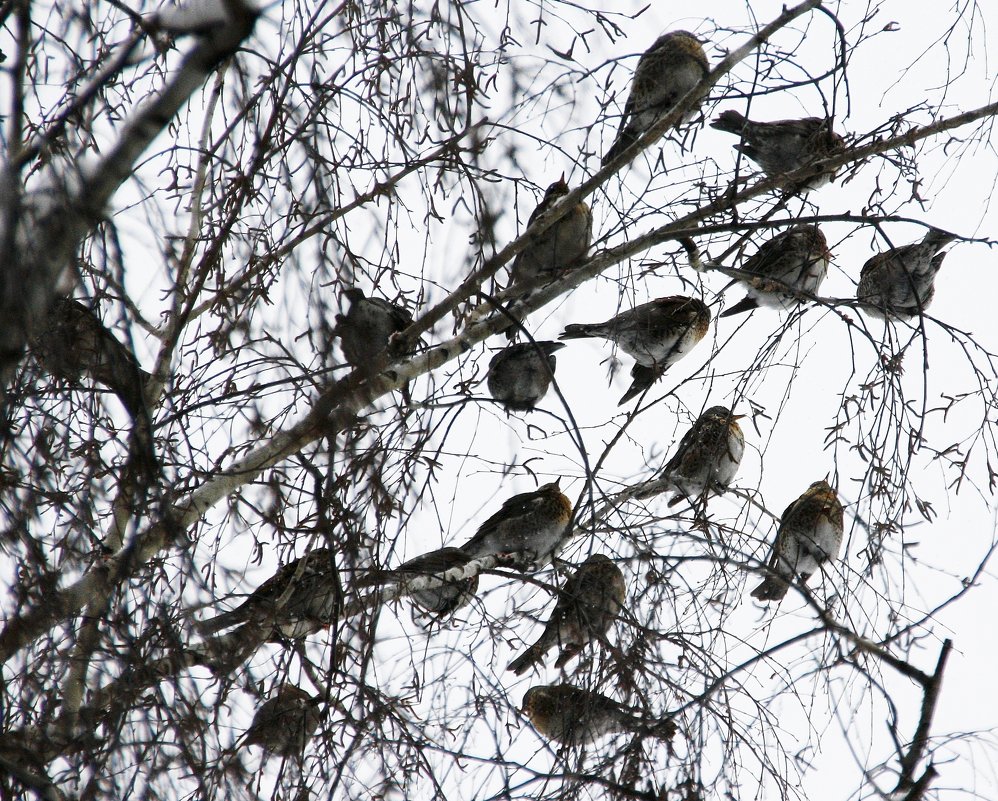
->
[731,413,746,421]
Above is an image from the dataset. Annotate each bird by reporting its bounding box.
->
[521,684,676,746]
[33,297,151,419]
[856,228,957,319]
[710,110,846,189]
[459,481,574,571]
[354,546,479,619]
[719,224,831,317]
[244,684,322,758]
[602,31,709,166]
[507,554,626,676]
[659,405,745,507]
[487,341,565,411]
[334,287,414,367]
[509,176,593,286]
[197,548,340,640]
[559,295,711,405]
[751,480,844,602]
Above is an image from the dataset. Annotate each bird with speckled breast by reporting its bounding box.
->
[197,548,339,640]
[659,405,745,506]
[602,31,709,166]
[522,683,676,745]
[459,481,574,572]
[509,177,593,287]
[720,225,831,317]
[856,228,957,319]
[560,295,711,404]
[244,684,322,758]
[751,480,844,602]
[507,554,626,675]
[355,546,479,620]
[487,341,565,411]
[711,111,846,190]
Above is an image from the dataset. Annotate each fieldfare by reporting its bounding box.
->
[856,228,957,319]
[508,553,626,675]
[522,683,676,745]
[34,297,151,419]
[711,110,845,189]
[355,546,479,619]
[244,684,322,758]
[509,177,593,286]
[602,31,709,165]
[487,341,565,411]
[334,287,414,367]
[720,224,831,317]
[560,295,711,404]
[660,405,745,506]
[197,548,339,640]
[751,480,844,602]
[459,481,574,571]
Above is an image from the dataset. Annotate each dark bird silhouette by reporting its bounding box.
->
[244,684,322,758]
[856,228,957,319]
[603,31,709,165]
[508,554,625,675]
[487,341,565,411]
[34,297,151,418]
[334,287,414,367]
[711,110,846,189]
[197,548,339,640]
[522,683,676,745]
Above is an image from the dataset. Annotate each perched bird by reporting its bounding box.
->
[602,31,709,166]
[710,110,846,189]
[856,228,957,319]
[197,548,339,640]
[559,295,711,405]
[522,684,676,745]
[487,341,565,411]
[244,684,322,758]
[355,546,479,619]
[751,480,844,602]
[720,224,831,317]
[33,297,151,418]
[509,177,593,286]
[460,481,574,571]
[508,554,626,676]
[334,288,414,367]
[660,405,745,506]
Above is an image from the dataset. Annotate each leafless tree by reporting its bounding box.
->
[1,1,995,800]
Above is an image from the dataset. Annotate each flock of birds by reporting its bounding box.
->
[28,28,960,759]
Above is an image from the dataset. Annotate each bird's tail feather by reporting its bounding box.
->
[602,126,638,166]
[507,644,545,676]
[719,296,759,318]
[619,364,663,405]
[709,109,748,135]
[750,575,789,602]
[559,324,599,341]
